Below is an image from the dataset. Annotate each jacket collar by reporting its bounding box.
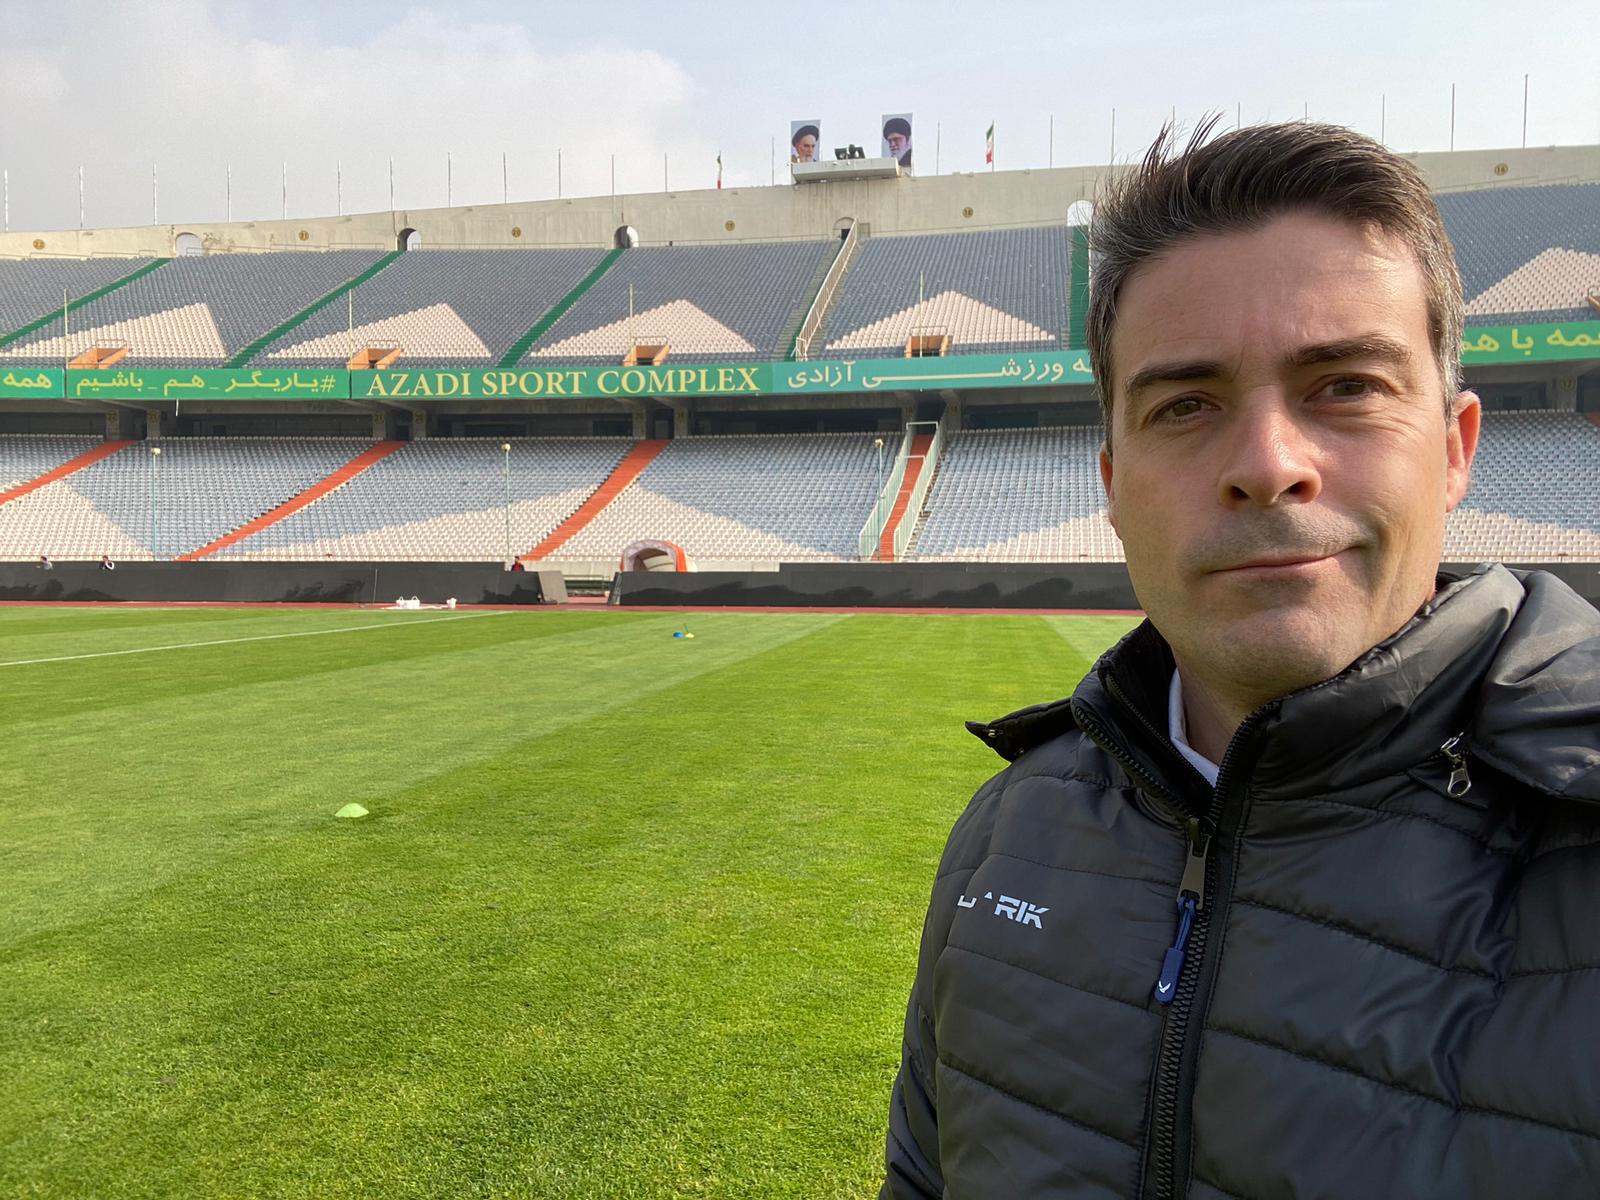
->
[974,564,1600,807]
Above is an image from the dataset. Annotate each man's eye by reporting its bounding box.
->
[1156,398,1205,421]
[1326,377,1377,399]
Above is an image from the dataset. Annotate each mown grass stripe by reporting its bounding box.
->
[0,609,507,668]
[0,608,1124,1198]
[0,258,173,351]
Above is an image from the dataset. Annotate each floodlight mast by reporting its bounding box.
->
[149,444,162,561]
[873,437,885,562]
[501,442,512,568]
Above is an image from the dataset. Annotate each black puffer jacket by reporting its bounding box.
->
[883,565,1600,1199]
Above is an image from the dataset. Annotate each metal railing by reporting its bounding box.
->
[858,427,910,559]
[857,420,942,560]
[891,419,945,561]
[791,221,864,361]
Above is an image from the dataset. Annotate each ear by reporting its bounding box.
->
[1098,441,1118,531]
[1444,391,1481,513]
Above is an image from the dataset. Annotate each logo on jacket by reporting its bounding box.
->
[957,890,1048,929]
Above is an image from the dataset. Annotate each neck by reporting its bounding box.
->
[1174,668,1255,766]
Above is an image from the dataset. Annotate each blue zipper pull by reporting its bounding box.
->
[1154,896,1196,1004]
[1154,818,1210,1005]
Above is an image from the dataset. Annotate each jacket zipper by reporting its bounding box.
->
[1072,679,1266,1200]
[1069,697,1190,817]
[1146,709,1266,1200]
[1154,818,1209,1004]
[1439,732,1472,798]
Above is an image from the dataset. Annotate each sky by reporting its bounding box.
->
[2,0,1596,233]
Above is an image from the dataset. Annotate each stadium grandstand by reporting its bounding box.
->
[1,146,1597,593]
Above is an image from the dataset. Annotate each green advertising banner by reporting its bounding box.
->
[772,350,1096,394]
[1461,320,1600,364]
[349,350,1098,402]
[352,362,771,402]
[61,368,349,401]
[0,367,63,397]
[0,330,1593,402]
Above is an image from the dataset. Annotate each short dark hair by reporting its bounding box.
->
[1087,119,1464,439]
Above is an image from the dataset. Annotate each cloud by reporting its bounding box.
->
[3,1,709,231]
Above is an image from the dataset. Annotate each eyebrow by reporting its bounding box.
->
[1287,334,1414,370]
[1122,333,1416,408]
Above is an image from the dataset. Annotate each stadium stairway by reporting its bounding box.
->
[497,247,626,367]
[519,439,669,561]
[878,432,936,562]
[177,441,406,560]
[0,440,134,506]
[0,259,171,353]
[226,252,404,367]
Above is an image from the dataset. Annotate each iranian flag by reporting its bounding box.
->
[985,122,995,165]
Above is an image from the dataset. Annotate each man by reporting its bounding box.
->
[791,124,820,164]
[883,117,912,168]
[882,121,1600,1198]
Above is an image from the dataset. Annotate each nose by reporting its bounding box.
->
[1216,398,1322,508]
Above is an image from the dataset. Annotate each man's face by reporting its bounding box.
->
[1099,212,1479,705]
[795,135,817,162]
[887,132,909,155]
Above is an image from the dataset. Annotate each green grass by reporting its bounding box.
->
[0,606,1137,1198]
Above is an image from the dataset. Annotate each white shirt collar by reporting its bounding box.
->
[1168,670,1221,786]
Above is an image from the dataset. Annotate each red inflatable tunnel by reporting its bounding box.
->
[618,539,691,572]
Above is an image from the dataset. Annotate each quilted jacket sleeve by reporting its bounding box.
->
[883,982,944,1198]
[882,768,1010,1198]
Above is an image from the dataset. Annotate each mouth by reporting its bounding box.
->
[1212,550,1343,576]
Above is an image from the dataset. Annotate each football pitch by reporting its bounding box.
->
[0,605,1137,1199]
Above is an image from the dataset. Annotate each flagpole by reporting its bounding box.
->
[1521,74,1528,149]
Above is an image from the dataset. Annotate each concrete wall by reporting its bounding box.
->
[5,143,1596,260]
[0,561,563,604]
[611,561,1600,610]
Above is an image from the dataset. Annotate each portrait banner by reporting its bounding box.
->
[789,119,821,168]
[881,112,913,170]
